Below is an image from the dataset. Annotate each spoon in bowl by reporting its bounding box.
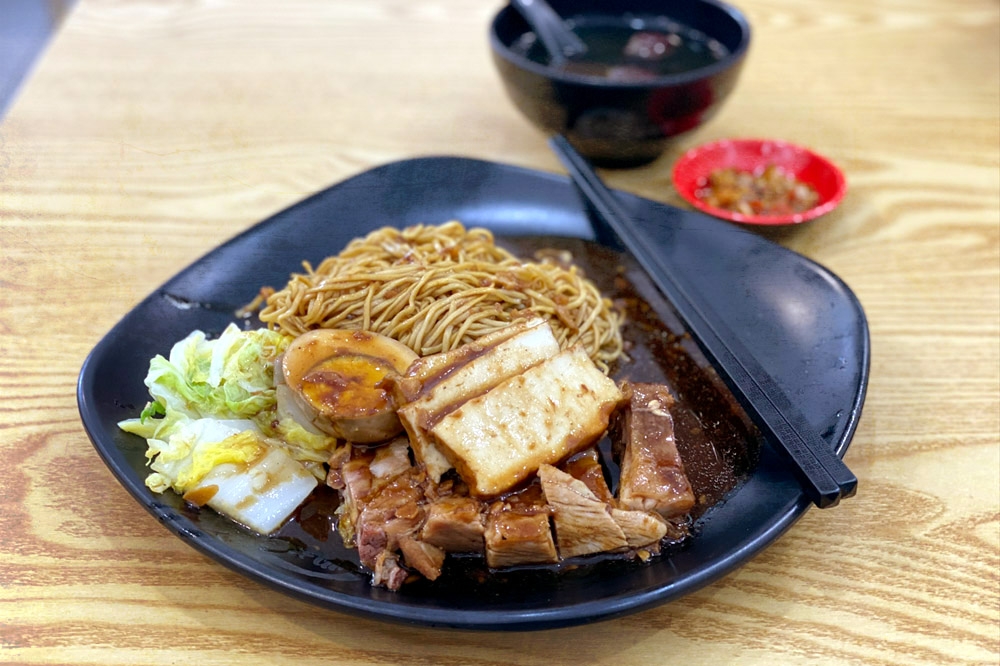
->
[510,0,587,65]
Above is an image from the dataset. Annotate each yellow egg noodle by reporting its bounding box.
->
[258,221,624,371]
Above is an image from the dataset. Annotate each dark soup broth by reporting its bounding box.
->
[513,13,729,80]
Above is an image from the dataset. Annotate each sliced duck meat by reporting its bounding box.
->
[334,436,416,546]
[398,534,446,581]
[355,468,427,572]
[484,484,557,568]
[419,495,486,553]
[369,436,412,481]
[612,382,696,519]
[324,442,352,490]
[561,447,615,503]
[537,464,628,558]
[371,550,409,591]
[609,507,668,549]
[336,448,376,545]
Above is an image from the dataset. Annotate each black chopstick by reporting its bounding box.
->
[549,134,857,508]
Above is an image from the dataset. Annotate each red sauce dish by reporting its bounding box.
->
[672,138,847,225]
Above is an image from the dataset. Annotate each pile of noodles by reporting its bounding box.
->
[258,221,624,372]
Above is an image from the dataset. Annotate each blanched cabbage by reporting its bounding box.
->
[142,323,289,419]
[138,417,265,494]
[269,384,339,463]
[118,324,324,534]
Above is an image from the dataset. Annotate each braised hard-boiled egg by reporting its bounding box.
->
[280,329,418,443]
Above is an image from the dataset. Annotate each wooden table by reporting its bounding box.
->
[2,1,997,663]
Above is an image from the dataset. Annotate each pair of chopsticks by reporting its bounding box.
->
[549,135,857,508]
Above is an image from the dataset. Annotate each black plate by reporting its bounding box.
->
[77,156,869,631]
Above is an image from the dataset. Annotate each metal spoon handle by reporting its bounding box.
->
[510,0,587,63]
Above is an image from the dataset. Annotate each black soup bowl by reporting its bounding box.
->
[490,0,751,168]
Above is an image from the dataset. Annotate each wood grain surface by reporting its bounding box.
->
[1,0,998,664]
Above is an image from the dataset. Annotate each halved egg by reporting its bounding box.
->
[280,329,418,443]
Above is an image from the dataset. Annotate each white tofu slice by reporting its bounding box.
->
[397,317,560,481]
[430,346,623,497]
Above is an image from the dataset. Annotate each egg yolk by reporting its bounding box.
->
[299,354,394,418]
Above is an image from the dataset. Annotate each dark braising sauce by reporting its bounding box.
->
[264,237,761,593]
[517,237,759,517]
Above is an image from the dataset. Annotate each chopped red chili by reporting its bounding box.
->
[696,164,820,216]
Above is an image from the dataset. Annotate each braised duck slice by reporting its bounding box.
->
[372,550,409,591]
[398,534,446,581]
[368,436,413,481]
[419,495,486,553]
[484,485,557,568]
[609,506,668,549]
[612,382,696,519]
[333,437,413,546]
[355,468,427,575]
[324,442,352,490]
[336,448,376,545]
[561,447,614,503]
[537,464,628,558]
